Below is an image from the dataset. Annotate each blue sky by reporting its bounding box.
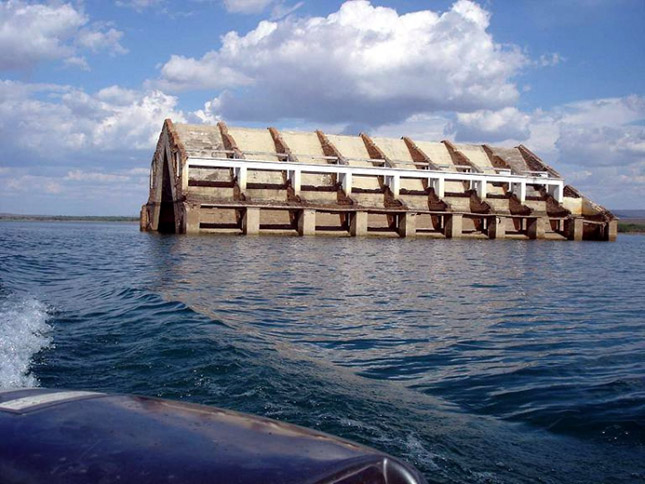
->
[1,0,643,215]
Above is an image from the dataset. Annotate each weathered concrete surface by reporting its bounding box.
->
[174,124,227,159]
[445,214,463,239]
[140,120,617,242]
[567,217,584,241]
[527,217,547,240]
[413,141,466,194]
[243,208,260,235]
[280,130,336,191]
[607,220,618,242]
[350,211,368,236]
[140,205,148,231]
[298,209,316,236]
[326,134,382,193]
[488,216,506,239]
[453,144,506,197]
[184,203,200,234]
[399,213,417,238]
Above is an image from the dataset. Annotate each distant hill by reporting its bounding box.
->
[613,209,645,220]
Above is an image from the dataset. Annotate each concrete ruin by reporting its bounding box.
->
[140,119,617,241]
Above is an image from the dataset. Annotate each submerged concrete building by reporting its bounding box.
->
[140,119,616,241]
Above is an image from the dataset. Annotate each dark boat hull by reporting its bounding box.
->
[0,388,425,484]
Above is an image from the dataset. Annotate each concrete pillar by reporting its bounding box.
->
[398,212,416,238]
[445,214,463,238]
[289,169,302,196]
[388,175,401,198]
[566,217,584,241]
[340,172,352,195]
[298,209,316,236]
[476,179,487,200]
[488,216,506,240]
[350,211,368,236]
[548,183,564,203]
[243,207,260,235]
[139,205,148,232]
[436,177,445,198]
[235,166,247,191]
[430,177,445,198]
[184,203,201,234]
[512,182,527,203]
[527,217,546,240]
[606,220,618,242]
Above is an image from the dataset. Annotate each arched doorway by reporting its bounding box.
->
[157,151,176,233]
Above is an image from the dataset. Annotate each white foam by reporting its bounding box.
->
[0,296,52,389]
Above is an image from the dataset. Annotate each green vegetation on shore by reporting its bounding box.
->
[0,214,138,223]
[618,222,645,233]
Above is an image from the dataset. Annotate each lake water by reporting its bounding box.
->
[1,221,643,483]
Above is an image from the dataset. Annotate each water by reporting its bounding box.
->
[1,221,644,483]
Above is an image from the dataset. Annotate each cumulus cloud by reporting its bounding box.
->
[0,1,126,71]
[527,96,645,168]
[508,96,644,207]
[155,0,527,126]
[76,25,128,55]
[391,95,645,207]
[450,107,531,142]
[0,80,185,164]
[0,168,151,215]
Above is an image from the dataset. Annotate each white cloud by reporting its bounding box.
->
[269,1,304,20]
[76,25,128,55]
[273,95,644,208]
[221,0,303,19]
[537,52,564,67]
[0,1,126,71]
[0,80,186,161]
[65,170,131,183]
[155,0,527,126]
[450,107,531,142]
[0,168,150,215]
[525,96,645,168]
[44,181,63,194]
[63,56,90,71]
[369,113,451,141]
[222,0,274,14]
[382,95,645,207]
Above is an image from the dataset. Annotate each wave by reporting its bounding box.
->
[0,295,52,389]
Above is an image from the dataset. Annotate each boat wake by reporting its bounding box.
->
[0,294,52,389]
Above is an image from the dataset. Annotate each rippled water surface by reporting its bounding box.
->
[1,221,644,483]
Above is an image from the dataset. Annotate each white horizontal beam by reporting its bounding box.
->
[187,157,564,192]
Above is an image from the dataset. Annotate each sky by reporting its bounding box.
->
[0,0,643,215]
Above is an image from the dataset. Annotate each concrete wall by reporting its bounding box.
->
[141,121,616,242]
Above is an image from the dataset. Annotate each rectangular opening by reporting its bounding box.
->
[259,209,298,231]
[367,212,398,233]
[315,211,350,232]
[415,213,444,234]
[461,215,487,236]
[199,207,242,231]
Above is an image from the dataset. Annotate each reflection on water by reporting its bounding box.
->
[1,222,644,483]
[154,235,645,440]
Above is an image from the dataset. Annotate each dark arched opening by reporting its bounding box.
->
[157,151,176,233]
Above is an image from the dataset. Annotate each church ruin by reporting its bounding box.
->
[140,119,616,241]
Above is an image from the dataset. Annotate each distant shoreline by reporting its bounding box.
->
[0,215,138,223]
[1,214,644,232]
[618,222,645,234]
